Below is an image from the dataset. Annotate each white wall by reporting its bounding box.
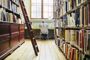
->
[31,19,54,29]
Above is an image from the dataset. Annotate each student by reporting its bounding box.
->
[39,21,48,40]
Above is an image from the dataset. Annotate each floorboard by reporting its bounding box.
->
[5,39,66,60]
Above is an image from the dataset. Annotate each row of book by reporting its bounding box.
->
[0,0,19,13]
[64,30,90,52]
[60,3,90,27]
[57,29,90,60]
[0,8,19,23]
[60,43,85,60]
[60,0,87,15]
[0,0,23,24]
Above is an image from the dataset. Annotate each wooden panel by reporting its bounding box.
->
[10,23,19,33]
[0,34,10,55]
[0,22,10,35]
[19,32,24,42]
[10,32,19,48]
[19,24,25,42]
[19,24,24,30]
[25,29,54,39]
[0,23,25,59]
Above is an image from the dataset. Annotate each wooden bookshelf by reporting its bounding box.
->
[54,0,90,60]
[60,1,89,18]
[0,0,24,59]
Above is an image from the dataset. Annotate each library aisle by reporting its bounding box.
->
[5,40,66,60]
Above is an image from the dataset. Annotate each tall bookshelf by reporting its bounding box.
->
[0,0,25,59]
[54,0,90,60]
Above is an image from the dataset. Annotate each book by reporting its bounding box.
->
[87,30,90,55]
[76,50,79,60]
[65,30,70,42]
[80,6,83,27]
[82,6,84,27]
[71,13,76,27]
[65,0,68,12]
[76,30,79,45]
[70,48,75,60]
[87,3,90,26]
[65,44,68,58]
[0,8,3,22]
[1,10,7,22]
[8,13,13,23]
[78,0,81,4]
[67,45,71,59]
[63,15,68,27]
[75,9,80,27]
[63,43,66,54]
[70,30,76,44]
[84,5,88,27]
[67,15,70,27]
[12,3,16,12]
[13,15,18,23]
[79,29,84,49]
[84,30,88,53]
[73,0,76,9]
[70,0,73,9]
[7,0,12,9]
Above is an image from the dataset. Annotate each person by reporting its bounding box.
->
[39,21,48,40]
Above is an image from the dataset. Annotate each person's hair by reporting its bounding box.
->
[57,36,59,38]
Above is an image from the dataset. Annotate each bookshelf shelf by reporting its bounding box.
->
[65,41,84,53]
[61,27,82,30]
[55,27,90,30]
[70,44,83,53]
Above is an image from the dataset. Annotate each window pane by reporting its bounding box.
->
[43,6,48,12]
[43,0,48,4]
[32,12,37,18]
[36,6,41,12]
[37,0,41,4]
[32,6,37,12]
[36,12,41,18]
[44,13,48,18]
[32,0,37,3]
[43,0,53,18]
[31,0,53,18]
[31,0,41,18]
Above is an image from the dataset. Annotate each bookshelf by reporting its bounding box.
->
[60,1,89,18]
[0,0,24,59]
[54,0,90,60]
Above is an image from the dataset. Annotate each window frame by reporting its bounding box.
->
[30,0,53,19]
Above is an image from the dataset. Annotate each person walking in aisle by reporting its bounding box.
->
[39,21,48,40]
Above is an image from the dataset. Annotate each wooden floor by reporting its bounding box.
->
[5,39,66,60]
